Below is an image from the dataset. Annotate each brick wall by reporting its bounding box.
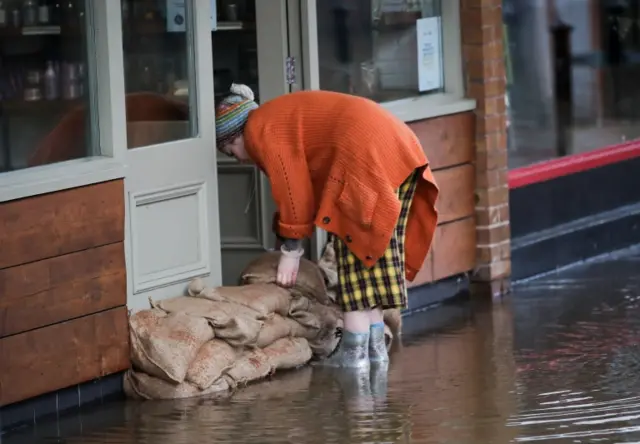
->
[461,0,511,297]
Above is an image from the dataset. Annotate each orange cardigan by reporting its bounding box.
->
[244,90,439,281]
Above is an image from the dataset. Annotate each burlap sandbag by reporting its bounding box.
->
[154,296,264,348]
[256,314,292,348]
[124,369,229,400]
[189,279,291,317]
[288,296,322,329]
[240,251,330,305]
[284,317,318,339]
[129,309,214,383]
[224,348,273,387]
[263,337,313,370]
[185,339,237,390]
[384,309,402,338]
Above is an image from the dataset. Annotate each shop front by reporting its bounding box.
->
[0,0,508,429]
[504,0,640,279]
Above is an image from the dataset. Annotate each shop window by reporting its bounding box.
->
[121,0,258,149]
[505,0,640,169]
[0,0,98,172]
[316,0,444,104]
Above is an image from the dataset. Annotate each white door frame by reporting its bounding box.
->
[286,0,326,259]
[255,0,327,260]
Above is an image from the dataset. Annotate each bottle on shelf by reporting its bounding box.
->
[0,1,7,28]
[38,0,50,24]
[10,7,20,28]
[44,60,59,100]
[23,0,38,26]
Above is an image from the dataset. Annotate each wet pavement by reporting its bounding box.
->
[4,245,640,443]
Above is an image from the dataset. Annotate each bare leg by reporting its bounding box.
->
[368,307,384,325]
[344,310,372,333]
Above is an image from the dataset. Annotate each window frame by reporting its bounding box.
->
[303,0,475,123]
[0,0,127,203]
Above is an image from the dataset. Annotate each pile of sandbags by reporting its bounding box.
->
[124,248,397,401]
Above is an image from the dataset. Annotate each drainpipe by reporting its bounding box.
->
[550,19,573,157]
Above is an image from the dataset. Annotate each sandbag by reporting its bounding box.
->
[189,279,291,317]
[124,369,229,400]
[288,296,322,329]
[317,240,339,303]
[224,348,273,387]
[284,317,318,339]
[185,339,237,390]
[240,251,331,305]
[263,337,312,370]
[256,314,292,348]
[308,321,342,359]
[129,309,214,383]
[383,308,402,338]
[154,296,265,348]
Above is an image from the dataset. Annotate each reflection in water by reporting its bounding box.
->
[6,246,640,443]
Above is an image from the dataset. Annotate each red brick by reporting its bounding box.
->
[473,260,511,281]
[477,240,511,263]
[476,204,509,226]
[476,223,510,246]
[476,167,507,189]
[475,185,509,208]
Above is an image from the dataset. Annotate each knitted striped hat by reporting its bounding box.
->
[215,83,259,146]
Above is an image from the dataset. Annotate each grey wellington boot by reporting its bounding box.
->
[369,324,389,363]
[370,361,389,399]
[314,330,370,369]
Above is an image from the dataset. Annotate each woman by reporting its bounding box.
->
[215,84,439,369]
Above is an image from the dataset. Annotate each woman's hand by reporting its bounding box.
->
[277,246,304,287]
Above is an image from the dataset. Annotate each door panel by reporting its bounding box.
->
[123,0,220,310]
[217,0,288,285]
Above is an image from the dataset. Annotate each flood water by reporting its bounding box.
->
[5,246,640,444]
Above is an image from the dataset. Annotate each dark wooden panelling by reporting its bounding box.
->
[432,217,476,282]
[0,243,126,338]
[0,180,125,269]
[0,307,130,407]
[433,164,475,224]
[409,112,475,170]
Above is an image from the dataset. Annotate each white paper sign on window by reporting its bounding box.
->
[166,0,217,32]
[417,16,444,92]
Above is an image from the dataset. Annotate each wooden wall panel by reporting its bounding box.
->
[408,218,476,288]
[408,112,477,287]
[433,164,475,224]
[0,243,126,338]
[0,307,130,407]
[409,112,475,170]
[432,218,476,281]
[0,180,124,269]
[0,179,128,407]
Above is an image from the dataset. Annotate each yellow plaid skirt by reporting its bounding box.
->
[332,169,420,312]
